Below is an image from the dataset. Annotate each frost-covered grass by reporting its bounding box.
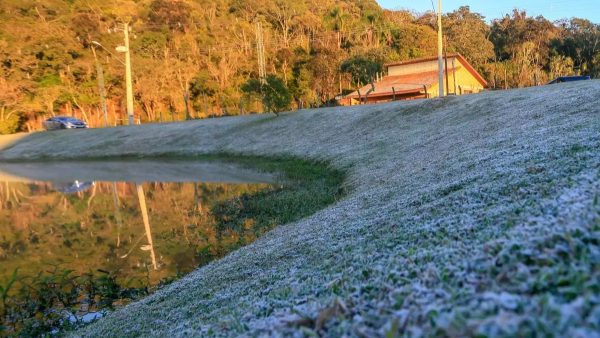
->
[0,81,599,337]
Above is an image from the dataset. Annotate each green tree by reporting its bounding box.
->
[552,18,600,75]
[444,6,494,70]
[289,53,315,109]
[592,52,600,77]
[148,0,191,32]
[242,75,291,115]
[189,71,219,117]
[388,21,437,59]
[0,78,21,124]
[340,55,382,87]
[490,10,559,87]
[0,114,22,135]
[490,10,559,62]
[549,55,575,79]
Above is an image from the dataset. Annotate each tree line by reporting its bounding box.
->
[0,0,599,133]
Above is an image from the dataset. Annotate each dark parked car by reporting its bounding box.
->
[43,116,88,130]
[547,76,591,84]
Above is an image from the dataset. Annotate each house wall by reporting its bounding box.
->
[453,66,484,95]
[424,65,484,98]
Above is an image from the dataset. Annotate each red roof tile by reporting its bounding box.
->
[345,68,456,99]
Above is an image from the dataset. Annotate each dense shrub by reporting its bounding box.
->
[0,114,22,135]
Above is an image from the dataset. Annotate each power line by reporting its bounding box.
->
[132,20,408,57]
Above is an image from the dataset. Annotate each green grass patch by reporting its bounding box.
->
[208,155,347,244]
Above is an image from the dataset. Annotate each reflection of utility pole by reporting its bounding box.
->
[91,46,109,127]
[437,0,444,97]
[112,182,123,247]
[136,184,158,270]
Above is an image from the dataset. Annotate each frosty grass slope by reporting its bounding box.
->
[1,81,599,337]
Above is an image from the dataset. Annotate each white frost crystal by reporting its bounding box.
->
[1,81,598,337]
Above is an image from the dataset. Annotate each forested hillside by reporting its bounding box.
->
[0,0,599,132]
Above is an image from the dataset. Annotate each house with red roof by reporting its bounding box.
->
[339,53,488,106]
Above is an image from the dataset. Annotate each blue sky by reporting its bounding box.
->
[376,0,600,23]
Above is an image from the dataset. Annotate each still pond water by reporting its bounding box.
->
[0,160,280,333]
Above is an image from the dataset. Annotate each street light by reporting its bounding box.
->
[91,41,125,65]
[91,23,136,126]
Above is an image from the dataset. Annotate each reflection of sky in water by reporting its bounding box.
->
[0,180,274,287]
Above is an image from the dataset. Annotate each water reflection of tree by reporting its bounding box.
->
[1,179,281,335]
[112,182,123,247]
[0,181,30,210]
[0,181,271,285]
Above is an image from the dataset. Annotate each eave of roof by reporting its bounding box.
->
[362,88,423,98]
[344,69,449,99]
[345,86,426,99]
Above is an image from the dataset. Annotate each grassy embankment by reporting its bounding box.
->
[0,81,598,337]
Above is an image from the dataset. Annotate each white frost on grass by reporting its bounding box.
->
[1,81,599,337]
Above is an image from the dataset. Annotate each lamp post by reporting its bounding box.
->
[91,23,136,126]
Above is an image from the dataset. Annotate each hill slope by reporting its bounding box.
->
[1,82,599,337]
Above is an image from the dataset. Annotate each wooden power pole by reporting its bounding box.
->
[437,0,444,97]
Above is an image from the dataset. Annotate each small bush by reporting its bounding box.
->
[0,114,22,135]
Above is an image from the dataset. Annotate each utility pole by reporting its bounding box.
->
[91,34,133,125]
[123,22,135,125]
[437,0,444,97]
[444,36,450,95]
[91,46,109,127]
[255,22,266,84]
